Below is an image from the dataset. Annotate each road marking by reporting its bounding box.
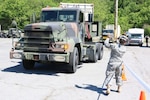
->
[125,63,150,93]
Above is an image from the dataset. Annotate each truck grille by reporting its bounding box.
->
[130,40,140,43]
[25,31,50,37]
[23,31,53,52]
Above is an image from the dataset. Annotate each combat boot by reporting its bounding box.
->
[106,85,111,95]
[117,86,121,93]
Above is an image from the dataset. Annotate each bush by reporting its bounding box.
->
[144,27,150,36]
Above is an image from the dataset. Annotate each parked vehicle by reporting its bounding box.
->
[126,28,144,46]
[102,29,114,40]
[102,24,121,41]
[0,31,8,38]
[7,28,21,38]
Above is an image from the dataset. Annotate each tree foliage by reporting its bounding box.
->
[0,0,150,35]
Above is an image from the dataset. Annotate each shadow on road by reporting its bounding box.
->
[75,84,118,99]
[125,44,150,48]
[140,45,150,48]
[2,61,83,76]
[75,84,106,94]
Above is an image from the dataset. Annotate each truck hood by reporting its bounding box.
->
[24,22,78,37]
[24,22,65,31]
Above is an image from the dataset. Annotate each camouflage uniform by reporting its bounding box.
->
[104,38,126,87]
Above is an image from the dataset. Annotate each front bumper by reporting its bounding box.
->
[10,50,69,63]
[102,36,108,40]
[128,40,143,45]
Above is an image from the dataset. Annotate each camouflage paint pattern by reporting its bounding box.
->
[10,20,83,63]
[10,7,103,64]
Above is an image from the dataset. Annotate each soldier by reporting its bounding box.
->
[145,35,149,47]
[104,35,128,95]
[11,19,17,28]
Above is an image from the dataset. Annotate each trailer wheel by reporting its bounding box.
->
[22,60,35,69]
[91,45,99,63]
[68,47,79,73]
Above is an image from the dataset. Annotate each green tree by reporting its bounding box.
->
[0,0,30,29]
[0,0,150,31]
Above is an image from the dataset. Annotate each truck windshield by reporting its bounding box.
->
[131,34,142,39]
[41,10,77,22]
[102,30,114,34]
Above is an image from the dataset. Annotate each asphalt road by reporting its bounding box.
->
[0,38,150,100]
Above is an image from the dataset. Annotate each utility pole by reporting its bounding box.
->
[114,0,118,41]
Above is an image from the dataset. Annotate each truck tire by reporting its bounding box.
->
[22,60,35,69]
[68,47,79,73]
[91,45,99,63]
[98,44,103,60]
[140,43,143,47]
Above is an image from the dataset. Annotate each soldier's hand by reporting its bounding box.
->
[107,34,110,38]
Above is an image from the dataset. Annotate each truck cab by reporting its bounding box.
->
[102,29,114,40]
[41,7,84,23]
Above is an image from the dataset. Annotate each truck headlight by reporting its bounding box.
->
[13,42,20,47]
[55,44,69,50]
[61,44,69,50]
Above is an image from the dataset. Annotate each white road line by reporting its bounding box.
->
[125,63,150,93]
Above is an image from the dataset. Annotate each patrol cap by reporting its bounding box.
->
[119,35,128,42]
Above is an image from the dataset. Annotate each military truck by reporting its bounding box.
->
[126,28,144,46]
[10,3,103,73]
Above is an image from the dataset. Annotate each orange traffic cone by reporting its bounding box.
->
[121,64,127,81]
[139,90,146,100]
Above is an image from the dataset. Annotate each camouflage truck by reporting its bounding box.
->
[10,3,103,73]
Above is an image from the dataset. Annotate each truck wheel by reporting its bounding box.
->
[68,47,79,73]
[91,45,99,63]
[98,44,103,60]
[22,60,35,69]
[140,43,143,47]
